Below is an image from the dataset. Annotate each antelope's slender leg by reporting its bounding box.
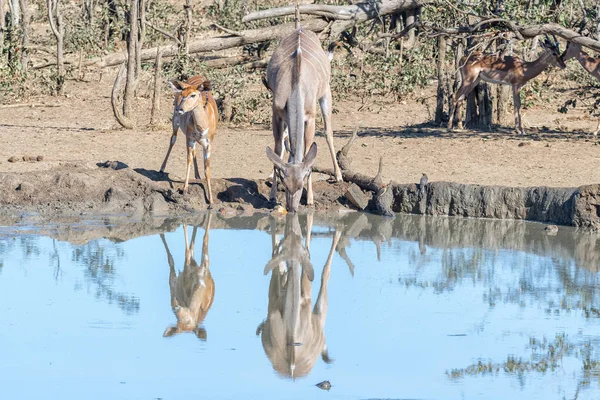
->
[201,138,213,204]
[183,139,195,193]
[270,113,284,202]
[305,117,316,206]
[193,152,202,180]
[448,77,480,130]
[319,88,342,182]
[160,121,179,173]
[594,119,600,137]
[513,86,524,134]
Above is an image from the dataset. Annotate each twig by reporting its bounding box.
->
[144,21,181,44]
[0,103,60,108]
[212,22,243,37]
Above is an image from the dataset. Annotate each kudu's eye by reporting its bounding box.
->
[191,94,197,98]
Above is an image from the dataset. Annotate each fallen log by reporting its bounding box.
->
[243,0,428,23]
[34,18,330,70]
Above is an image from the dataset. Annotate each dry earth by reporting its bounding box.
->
[1,69,599,218]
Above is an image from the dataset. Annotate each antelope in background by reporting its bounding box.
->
[448,35,566,135]
[161,213,215,339]
[256,213,339,378]
[562,41,600,135]
[265,21,343,212]
[160,75,218,204]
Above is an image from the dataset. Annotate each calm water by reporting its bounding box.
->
[1,212,600,400]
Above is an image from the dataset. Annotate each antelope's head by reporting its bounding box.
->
[266,142,318,213]
[561,41,582,62]
[168,79,211,116]
[540,35,567,69]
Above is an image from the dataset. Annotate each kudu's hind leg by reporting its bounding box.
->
[319,89,343,182]
[512,86,524,135]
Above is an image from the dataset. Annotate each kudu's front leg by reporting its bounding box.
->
[319,89,343,182]
[270,115,285,203]
[160,119,179,173]
[305,117,317,206]
[183,139,194,193]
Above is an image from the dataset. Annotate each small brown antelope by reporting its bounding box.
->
[265,26,343,212]
[161,214,215,339]
[562,41,600,135]
[160,75,218,204]
[448,35,566,135]
[256,213,337,378]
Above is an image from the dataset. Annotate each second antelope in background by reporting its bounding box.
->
[265,26,343,213]
[161,75,218,204]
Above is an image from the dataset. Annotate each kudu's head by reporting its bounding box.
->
[540,35,567,69]
[169,79,212,120]
[561,41,583,62]
[266,142,318,213]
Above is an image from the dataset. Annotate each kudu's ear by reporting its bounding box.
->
[200,80,211,92]
[302,142,318,170]
[163,326,179,337]
[168,79,185,92]
[194,327,207,341]
[266,146,286,171]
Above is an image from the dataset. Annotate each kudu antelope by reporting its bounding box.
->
[256,213,339,378]
[161,214,215,339]
[160,75,218,204]
[562,41,600,135]
[448,36,566,135]
[265,27,343,212]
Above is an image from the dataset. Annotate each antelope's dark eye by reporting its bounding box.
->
[191,94,197,98]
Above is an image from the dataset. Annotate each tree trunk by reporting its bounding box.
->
[112,62,134,129]
[9,0,19,26]
[0,0,6,54]
[19,0,28,73]
[136,0,145,82]
[150,47,163,126]
[451,39,464,127]
[435,35,447,124]
[124,0,139,119]
[47,0,65,94]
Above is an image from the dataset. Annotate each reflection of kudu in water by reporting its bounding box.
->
[161,214,215,339]
[256,214,339,378]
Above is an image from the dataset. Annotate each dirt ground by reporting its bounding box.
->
[1,69,600,217]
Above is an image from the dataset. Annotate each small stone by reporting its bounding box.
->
[219,206,238,218]
[16,182,35,195]
[149,192,170,216]
[544,224,559,235]
[316,381,331,391]
[36,155,44,161]
[8,156,19,163]
[97,160,129,170]
[237,203,254,216]
[345,183,368,210]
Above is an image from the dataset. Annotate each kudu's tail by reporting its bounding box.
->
[289,31,305,162]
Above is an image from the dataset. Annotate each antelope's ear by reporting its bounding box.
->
[163,326,179,337]
[199,80,211,92]
[266,146,285,171]
[194,327,207,341]
[302,142,318,170]
[168,79,185,92]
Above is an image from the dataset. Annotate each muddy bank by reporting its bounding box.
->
[0,163,600,229]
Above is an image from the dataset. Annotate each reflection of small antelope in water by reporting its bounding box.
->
[256,214,339,378]
[161,214,214,339]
